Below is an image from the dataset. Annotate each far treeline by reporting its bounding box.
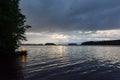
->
[81,40,120,45]
[0,0,30,54]
[21,40,120,46]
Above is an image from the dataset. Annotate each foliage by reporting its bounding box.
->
[0,0,30,53]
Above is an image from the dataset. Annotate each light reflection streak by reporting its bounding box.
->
[47,46,68,58]
[21,55,27,68]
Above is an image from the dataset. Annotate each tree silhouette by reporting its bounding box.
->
[0,0,30,54]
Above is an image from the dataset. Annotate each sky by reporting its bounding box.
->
[20,0,120,44]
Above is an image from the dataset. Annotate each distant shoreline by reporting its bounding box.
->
[20,44,80,46]
[81,40,120,45]
[20,43,80,46]
[20,40,120,46]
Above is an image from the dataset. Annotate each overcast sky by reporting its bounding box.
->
[20,0,120,44]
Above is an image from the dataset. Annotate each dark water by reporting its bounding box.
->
[0,55,25,80]
[1,46,120,80]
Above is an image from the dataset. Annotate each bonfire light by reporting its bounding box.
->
[21,47,26,52]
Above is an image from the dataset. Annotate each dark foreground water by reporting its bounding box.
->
[1,46,120,80]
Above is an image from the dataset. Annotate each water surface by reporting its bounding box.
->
[20,46,120,80]
[1,46,120,80]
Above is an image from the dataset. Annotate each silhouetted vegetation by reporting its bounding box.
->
[0,0,30,54]
[81,40,120,45]
[68,43,78,45]
[45,43,56,45]
[21,44,43,46]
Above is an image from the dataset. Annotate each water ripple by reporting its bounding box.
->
[22,46,120,80]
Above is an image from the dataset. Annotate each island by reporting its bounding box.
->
[81,40,120,45]
[68,43,78,46]
[45,43,56,45]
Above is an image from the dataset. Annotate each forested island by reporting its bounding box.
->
[81,40,120,45]
[45,43,56,45]
[68,43,78,45]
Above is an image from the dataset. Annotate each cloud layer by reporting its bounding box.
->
[20,0,120,32]
[20,0,120,43]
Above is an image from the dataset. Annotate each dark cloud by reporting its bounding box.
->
[20,0,120,32]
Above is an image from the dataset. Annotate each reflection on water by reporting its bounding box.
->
[52,46,65,57]
[1,46,120,80]
[21,55,26,63]
[21,46,120,80]
[21,55,27,69]
[0,55,27,80]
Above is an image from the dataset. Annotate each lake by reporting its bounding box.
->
[1,46,120,80]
